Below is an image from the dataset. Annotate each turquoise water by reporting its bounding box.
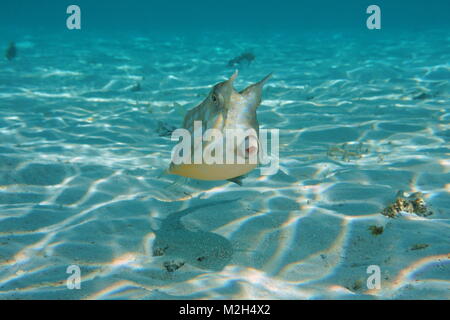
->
[0,1,449,299]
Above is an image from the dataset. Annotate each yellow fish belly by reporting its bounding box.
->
[168,163,257,180]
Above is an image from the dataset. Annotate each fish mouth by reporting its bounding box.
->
[238,135,259,159]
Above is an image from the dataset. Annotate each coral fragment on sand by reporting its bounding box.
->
[327,142,369,162]
[410,244,429,251]
[153,245,168,256]
[381,192,433,218]
[368,225,384,235]
[163,260,185,272]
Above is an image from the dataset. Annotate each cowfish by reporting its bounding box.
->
[168,70,271,183]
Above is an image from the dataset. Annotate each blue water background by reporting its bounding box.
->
[2,0,450,33]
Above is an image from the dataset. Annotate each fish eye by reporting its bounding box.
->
[212,93,219,105]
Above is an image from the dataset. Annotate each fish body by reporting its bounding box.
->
[168,71,271,181]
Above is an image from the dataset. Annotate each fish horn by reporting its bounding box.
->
[256,72,272,87]
[241,72,272,93]
[239,72,272,108]
[227,70,239,85]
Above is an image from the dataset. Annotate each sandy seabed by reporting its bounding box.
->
[0,28,449,299]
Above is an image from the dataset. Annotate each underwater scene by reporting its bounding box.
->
[0,0,449,299]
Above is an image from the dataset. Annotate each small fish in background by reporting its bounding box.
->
[5,41,17,61]
[227,52,255,67]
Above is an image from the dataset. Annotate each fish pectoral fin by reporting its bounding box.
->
[227,175,246,186]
